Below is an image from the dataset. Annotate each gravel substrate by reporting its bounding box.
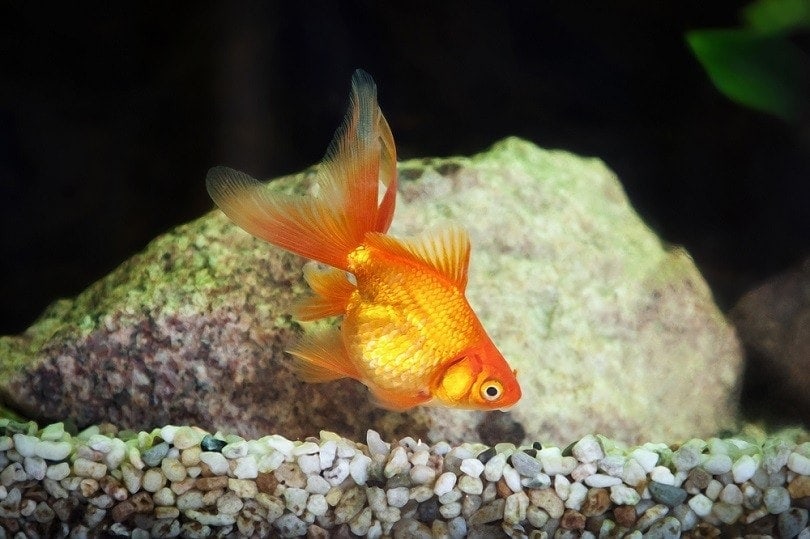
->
[0,419,808,538]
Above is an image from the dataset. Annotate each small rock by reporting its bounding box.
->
[648,481,688,507]
[141,442,170,467]
[234,455,259,479]
[788,475,810,498]
[687,493,713,517]
[764,486,791,514]
[34,440,72,461]
[572,435,604,463]
[712,501,743,524]
[614,504,637,528]
[434,472,457,496]
[333,486,366,525]
[702,453,732,475]
[683,466,711,493]
[645,515,681,539]
[610,484,641,506]
[458,475,484,495]
[584,473,622,488]
[559,508,586,530]
[731,454,758,483]
[386,486,410,508]
[384,447,410,478]
[142,468,166,492]
[510,451,541,476]
[483,453,507,482]
[198,451,229,475]
[469,498,505,525]
[528,488,564,519]
[580,487,611,517]
[629,447,659,472]
[460,458,485,478]
[366,430,390,458]
[788,451,810,475]
[273,513,307,537]
[777,507,808,539]
[73,458,107,479]
[349,453,371,485]
[283,487,309,515]
[200,435,227,452]
[307,493,329,516]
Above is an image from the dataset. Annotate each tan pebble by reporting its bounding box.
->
[528,488,564,519]
[73,458,107,480]
[217,491,244,515]
[168,477,194,496]
[111,500,135,523]
[325,487,343,506]
[153,487,175,506]
[614,504,636,528]
[161,458,187,483]
[195,476,228,491]
[154,506,180,519]
[581,487,611,517]
[202,488,224,506]
[560,508,586,530]
[274,462,307,488]
[306,524,330,539]
[228,478,259,498]
[333,486,366,525]
[788,475,810,498]
[181,447,201,467]
[142,469,166,492]
[79,478,99,497]
[121,463,142,494]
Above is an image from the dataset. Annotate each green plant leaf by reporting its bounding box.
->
[686,28,808,121]
[742,0,810,34]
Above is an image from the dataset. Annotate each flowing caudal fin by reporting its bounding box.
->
[206,69,398,271]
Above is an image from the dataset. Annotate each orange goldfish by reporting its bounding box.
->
[206,69,521,411]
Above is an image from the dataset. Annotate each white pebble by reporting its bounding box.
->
[297,454,321,475]
[349,453,371,485]
[702,454,732,475]
[460,458,485,478]
[763,486,790,514]
[584,473,622,488]
[410,464,436,485]
[434,472,457,496]
[221,440,248,459]
[87,434,113,453]
[598,455,626,477]
[688,494,713,517]
[386,486,410,507]
[502,465,522,493]
[13,434,38,457]
[572,435,604,463]
[555,474,571,500]
[409,449,429,467]
[283,487,309,515]
[719,484,743,505]
[305,474,331,495]
[264,435,295,458]
[199,452,229,475]
[292,441,319,456]
[483,453,506,482]
[732,454,758,483]
[46,462,70,481]
[159,426,179,444]
[142,469,166,492]
[23,456,47,480]
[366,430,390,458]
[705,479,722,500]
[622,458,647,487]
[384,446,409,477]
[307,493,328,516]
[650,465,676,486]
[571,462,597,482]
[233,455,258,479]
[610,484,641,505]
[565,482,588,510]
[154,487,175,506]
[33,440,71,462]
[787,451,810,475]
[324,458,351,486]
[319,441,337,469]
[630,448,659,472]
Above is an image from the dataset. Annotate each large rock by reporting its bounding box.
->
[0,138,743,446]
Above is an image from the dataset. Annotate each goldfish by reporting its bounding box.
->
[206,69,521,411]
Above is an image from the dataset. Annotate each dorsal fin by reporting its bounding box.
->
[365,225,471,290]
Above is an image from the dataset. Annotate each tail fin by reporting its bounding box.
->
[206,69,397,271]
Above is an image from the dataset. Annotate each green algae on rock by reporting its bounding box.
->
[0,138,741,446]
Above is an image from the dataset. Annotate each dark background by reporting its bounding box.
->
[1,2,808,337]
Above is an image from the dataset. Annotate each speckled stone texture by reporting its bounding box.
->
[0,138,743,446]
[731,256,810,424]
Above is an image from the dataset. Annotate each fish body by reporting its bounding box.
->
[206,69,521,411]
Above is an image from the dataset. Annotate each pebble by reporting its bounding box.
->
[483,452,507,482]
[610,484,641,505]
[198,451,229,475]
[233,455,259,479]
[434,471,457,496]
[510,451,541,476]
[788,451,810,475]
[688,493,713,517]
[366,430,390,458]
[460,458,485,478]
[648,481,688,507]
[630,447,659,472]
[635,503,669,531]
[702,453,732,475]
[384,446,410,478]
[732,453,758,483]
[502,464,522,493]
[458,475,484,495]
[141,443,170,467]
[712,501,743,524]
[200,435,227,452]
[584,473,622,488]
[528,488,564,519]
[764,486,791,514]
[778,507,809,539]
[349,453,371,485]
[572,435,604,463]
[34,440,72,461]
[73,458,107,479]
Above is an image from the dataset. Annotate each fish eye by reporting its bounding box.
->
[481,381,503,401]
